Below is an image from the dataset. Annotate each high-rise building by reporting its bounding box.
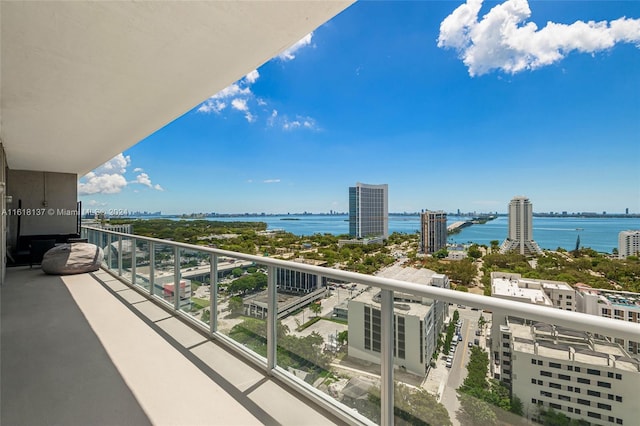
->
[420,210,447,254]
[500,196,542,255]
[348,182,388,240]
[618,230,640,259]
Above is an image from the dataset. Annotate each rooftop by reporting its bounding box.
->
[509,322,639,373]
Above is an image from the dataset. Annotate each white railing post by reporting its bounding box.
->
[267,265,277,371]
[174,246,181,311]
[210,254,218,334]
[381,289,395,426]
[106,233,112,269]
[131,238,136,286]
[117,236,123,276]
[149,241,155,296]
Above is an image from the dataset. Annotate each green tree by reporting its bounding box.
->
[457,393,498,426]
[468,244,482,260]
[309,301,322,317]
[490,240,500,252]
[367,383,452,426]
[228,296,244,315]
[434,248,449,259]
[231,267,244,277]
[337,330,348,345]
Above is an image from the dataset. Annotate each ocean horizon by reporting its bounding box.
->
[132,214,639,254]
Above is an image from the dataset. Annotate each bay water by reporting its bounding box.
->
[198,214,639,254]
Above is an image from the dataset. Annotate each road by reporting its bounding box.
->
[439,306,485,425]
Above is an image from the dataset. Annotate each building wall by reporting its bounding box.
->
[276,267,324,294]
[348,299,434,376]
[349,182,388,239]
[7,169,78,248]
[513,350,639,425]
[420,210,447,254]
[618,230,640,259]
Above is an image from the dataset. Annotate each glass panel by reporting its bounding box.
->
[134,240,151,291]
[179,248,212,326]
[152,243,176,308]
[217,258,268,355]
[102,233,112,270]
[120,235,133,282]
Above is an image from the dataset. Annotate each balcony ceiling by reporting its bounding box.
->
[0,1,352,175]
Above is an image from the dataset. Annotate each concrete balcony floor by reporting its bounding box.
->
[1,267,345,426]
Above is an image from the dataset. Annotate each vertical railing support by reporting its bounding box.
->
[381,289,395,426]
[117,236,123,276]
[266,265,277,372]
[131,238,137,286]
[149,241,155,296]
[210,254,218,334]
[174,246,181,311]
[106,233,112,269]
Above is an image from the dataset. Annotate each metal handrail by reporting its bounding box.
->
[83,225,640,342]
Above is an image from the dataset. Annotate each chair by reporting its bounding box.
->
[29,239,57,268]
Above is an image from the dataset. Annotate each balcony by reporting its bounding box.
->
[2,226,639,426]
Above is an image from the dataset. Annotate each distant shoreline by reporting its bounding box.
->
[107,212,640,220]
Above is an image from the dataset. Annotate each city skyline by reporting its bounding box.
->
[78,0,640,215]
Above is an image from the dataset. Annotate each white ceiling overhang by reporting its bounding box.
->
[0,1,353,175]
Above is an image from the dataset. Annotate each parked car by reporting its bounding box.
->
[468,341,473,347]
[474,338,480,345]
[475,330,481,336]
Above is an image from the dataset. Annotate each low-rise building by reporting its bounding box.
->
[348,270,449,376]
[575,284,640,355]
[505,319,640,426]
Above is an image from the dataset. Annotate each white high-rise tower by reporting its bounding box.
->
[500,196,542,255]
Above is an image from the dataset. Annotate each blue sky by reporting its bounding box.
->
[79,0,640,215]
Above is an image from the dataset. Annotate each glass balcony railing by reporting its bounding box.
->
[81,226,640,426]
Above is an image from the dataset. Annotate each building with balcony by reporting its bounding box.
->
[500,196,542,255]
[348,182,389,240]
[618,230,640,259]
[420,210,447,254]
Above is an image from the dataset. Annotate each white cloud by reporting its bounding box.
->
[133,173,164,191]
[133,167,143,172]
[231,98,248,111]
[135,173,152,187]
[245,112,256,123]
[244,69,259,84]
[282,115,319,131]
[197,99,226,113]
[78,172,128,195]
[86,200,108,207]
[437,0,640,76]
[78,153,163,195]
[95,153,130,175]
[212,83,251,100]
[263,179,281,184]
[278,33,313,61]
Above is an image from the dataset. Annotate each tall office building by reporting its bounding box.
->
[420,210,447,254]
[348,182,388,240]
[500,196,542,255]
[618,230,640,259]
